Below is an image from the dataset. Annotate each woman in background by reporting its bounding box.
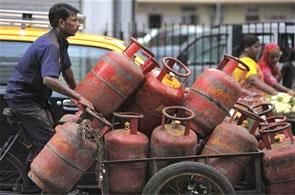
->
[281,48,295,90]
[258,43,294,95]
[233,34,279,96]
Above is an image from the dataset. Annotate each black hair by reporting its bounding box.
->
[236,34,259,56]
[48,3,79,28]
[285,47,295,62]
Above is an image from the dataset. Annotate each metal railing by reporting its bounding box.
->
[113,22,295,85]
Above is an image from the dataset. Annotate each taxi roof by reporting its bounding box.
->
[0,26,127,52]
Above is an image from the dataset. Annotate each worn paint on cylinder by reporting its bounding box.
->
[183,69,242,138]
[151,123,197,169]
[105,129,149,194]
[262,140,295,194]
[122,72,185,136]
[193,69,241,110]
[201,122,258,187]
[75,51,144,116]
[29,122,96,193]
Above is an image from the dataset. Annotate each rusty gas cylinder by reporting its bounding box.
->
[75,37,158,117]
[123,57,191,136]
[183,54,249,138]
[260,122,295,194]
[104,112,149,194]
[150,106,197,169]
[28,109,112,193]
[253,102,286,149]
[58,110,82,124]
[201,105,261,187]
[257,114,289,151]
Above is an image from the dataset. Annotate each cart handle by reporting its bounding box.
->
[86,108,113,128]
[71,100,113,128]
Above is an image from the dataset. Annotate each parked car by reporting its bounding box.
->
[0,25,127,120]
[138,22,294,77]
[138,25,210,60]
[140,22,295,86]
[0,22,129,192]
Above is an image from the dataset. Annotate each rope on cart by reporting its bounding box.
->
[76,119,97,147]
[76,117,105,189]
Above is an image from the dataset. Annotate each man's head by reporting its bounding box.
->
[49,3,80,37]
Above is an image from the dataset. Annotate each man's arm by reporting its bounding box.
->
[62,67,76,90]
[43,76,94,109]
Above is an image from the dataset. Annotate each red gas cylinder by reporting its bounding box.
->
[104,112,149,194]
[150,106,197,169]
[28,109,112,193]
[257,115,288,149]
[260,122,295,194]
[58,110,82,123]
[75,37,158,117]
[201,105,260,187]
[183,54,249,138]
[250,103,286,148]
[123,57,191,136]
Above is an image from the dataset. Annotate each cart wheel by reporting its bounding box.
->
[142,161,235,195]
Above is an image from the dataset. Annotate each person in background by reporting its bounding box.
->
[4,3,94,192]
[233,34,279,96]
[258,43,294,95]
[281,47,295,90]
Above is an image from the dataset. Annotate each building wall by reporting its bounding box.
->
[0,0,81,12]
[0,0,133,40]
[135,3,295,27]
[1,0,294,39]
[223,4,295,24]
[83,0,113,35]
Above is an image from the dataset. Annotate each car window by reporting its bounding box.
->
[0,41,110,85]
[0,41,30,85]
[149,31,189,47]
[147,27,200,47]
[186,35,226,65]
[68,45,109,82]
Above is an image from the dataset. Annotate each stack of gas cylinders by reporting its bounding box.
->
[28,37,295,194]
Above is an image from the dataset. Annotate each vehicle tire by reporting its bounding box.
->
[0,151,29,192]
[142,161,235,195]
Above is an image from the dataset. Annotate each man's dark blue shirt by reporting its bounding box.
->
[5,29,71,107]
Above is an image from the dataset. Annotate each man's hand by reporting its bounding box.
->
[78,96,94,110]
[43,76,95,110]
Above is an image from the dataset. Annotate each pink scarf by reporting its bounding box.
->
[258,43,280,85]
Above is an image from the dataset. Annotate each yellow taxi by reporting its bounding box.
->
[0,26,127,84]
[0,12,129,193]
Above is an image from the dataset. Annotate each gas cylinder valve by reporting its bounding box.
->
[124,121,131,130]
